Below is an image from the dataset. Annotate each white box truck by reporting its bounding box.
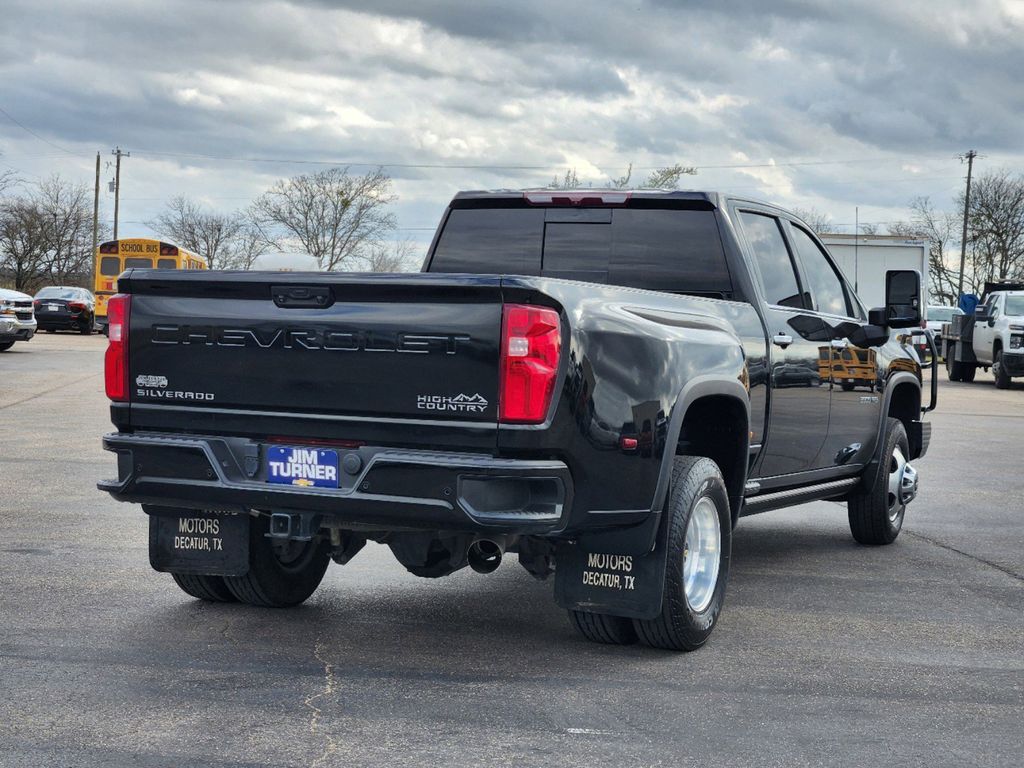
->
[819,235,930,312]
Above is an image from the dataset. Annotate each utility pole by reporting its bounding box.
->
[956,149,977,300]
[854,206,859,294]
[111,147,129,240]
[92,151,100,270]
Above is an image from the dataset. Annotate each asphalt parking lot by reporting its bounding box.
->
[1,333,1022,768]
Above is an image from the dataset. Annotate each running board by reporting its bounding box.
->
[739,477,860,517]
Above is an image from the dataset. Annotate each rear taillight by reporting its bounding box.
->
[104,294,130,401]
[68,301,86,312]
[499,304,561,424]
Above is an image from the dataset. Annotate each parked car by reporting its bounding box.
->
[33,286,96,334]
[926,305,962,351]
[98,189,935,651]
[0,287,37,351]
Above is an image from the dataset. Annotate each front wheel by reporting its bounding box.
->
[0,341,13,352]
[993,351,1012,389]
[632,456,731,651]
[224,514,330,607]
[848,418,915,545]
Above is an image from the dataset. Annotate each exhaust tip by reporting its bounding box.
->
[468,539,503,574]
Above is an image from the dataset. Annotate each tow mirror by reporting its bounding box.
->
[871,270,921,329]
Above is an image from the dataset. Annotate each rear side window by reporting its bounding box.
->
[157,258,177,269]
[100,256,121,276]
[787,224,851,317]
[739,212,804,309]
[431,208,544,275]
[431,206,732,296]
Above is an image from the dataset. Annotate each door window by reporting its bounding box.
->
[788,224,854,317]
[739,212,805,308]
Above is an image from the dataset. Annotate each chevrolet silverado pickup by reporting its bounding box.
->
[99,190,935,651]
[943,283,1024,388]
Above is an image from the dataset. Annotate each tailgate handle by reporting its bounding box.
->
[271,285,333,309]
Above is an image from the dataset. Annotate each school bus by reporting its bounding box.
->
[94,238,206,330]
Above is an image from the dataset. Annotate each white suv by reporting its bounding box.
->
[0,287,37,351]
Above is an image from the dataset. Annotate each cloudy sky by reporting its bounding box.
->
[1,0,1022,268]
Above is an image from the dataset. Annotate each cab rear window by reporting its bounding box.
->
[430,206,732,297]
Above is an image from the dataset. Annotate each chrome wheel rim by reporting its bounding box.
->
[683,497,721,613]
[886,446,916,520]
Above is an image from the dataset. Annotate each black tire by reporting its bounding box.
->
[993,350,1011,389]
[945,344,976,382]
[171,573,238,602]
[79,319,92,335]
[945,344,960,381]
[840,382,855,391]
[848,418,911,545]
[224,515,330,607]
[632,456,731,652]
[0,341,13,352]
[569,610,638,645]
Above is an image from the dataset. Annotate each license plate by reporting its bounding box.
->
[266,445,339,488]
[48,304,60,312]
[149,511,249,576]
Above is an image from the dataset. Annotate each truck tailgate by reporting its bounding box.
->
[122,272,504,438]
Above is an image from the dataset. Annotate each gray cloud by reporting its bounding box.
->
[1,0,1021,244]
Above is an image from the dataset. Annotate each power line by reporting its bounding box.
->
[0,105,77,155]
[127,147,905,173]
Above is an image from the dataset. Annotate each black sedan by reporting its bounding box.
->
[33,286,95,334]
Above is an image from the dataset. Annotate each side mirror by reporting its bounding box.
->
[875,269,922,329]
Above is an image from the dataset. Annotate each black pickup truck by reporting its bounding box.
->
[99,190,934,651]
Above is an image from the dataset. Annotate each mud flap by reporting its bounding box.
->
[554,514,670,621]
[147,506,250,576]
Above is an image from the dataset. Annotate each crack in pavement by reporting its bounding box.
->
[905,529,1024,583]
[304,637,338,768]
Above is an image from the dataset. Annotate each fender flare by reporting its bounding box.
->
[651,375,751,525]
[863,371,922,483]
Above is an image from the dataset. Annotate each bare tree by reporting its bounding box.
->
[644,164,697,189]
[547,168,581,189]
[791,207,833,235]
[230,215,274,271]
[0,169,18,198]
[253,167,397,271]
[889,196,961,305]
[0,196,49,291]
[149,197,245,270]
[0,176,97,291]
[37,175,95,285]
[546,163,698,190]
[609,163,633,189]
[961,170,1024,291]
[363,239,421,273]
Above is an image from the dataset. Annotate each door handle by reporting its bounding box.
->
[772,333,793,349]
